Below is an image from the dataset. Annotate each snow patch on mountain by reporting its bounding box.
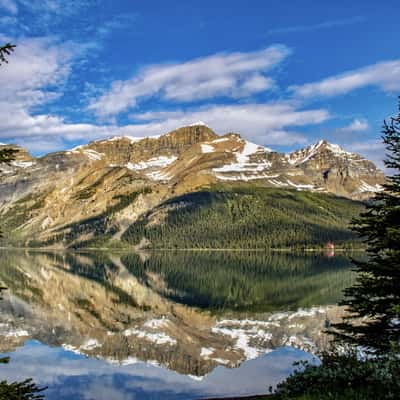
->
[189,121,207,127]
[201,144,215,153]
[143,317,170,329]
[5,328,29,337]
[286,140,363,166]
[325,143,353,156]
[212,322,273,360]
[213,139,272,179]
[83,149,104,161]
[123,327,177,346]
[126,156,177,171]
[11,161,35,168]
[216,172,278,182]
[359,181,384,193]
[211,137,230,143]
[286,140,325,165]
[80,338,101,350]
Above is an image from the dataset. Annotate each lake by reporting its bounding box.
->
[0,249,357,399]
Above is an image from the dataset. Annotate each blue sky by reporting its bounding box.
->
[0,0,399,169]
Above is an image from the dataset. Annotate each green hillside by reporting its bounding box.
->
[122,186,365,249]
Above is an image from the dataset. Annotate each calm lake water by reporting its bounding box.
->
[0,250,357,399]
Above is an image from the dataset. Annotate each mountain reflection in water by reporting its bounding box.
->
[0,250,357,399]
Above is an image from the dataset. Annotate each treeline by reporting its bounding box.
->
[121,250,359,312]
[122,187,365,249]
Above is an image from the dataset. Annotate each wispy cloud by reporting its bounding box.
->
[290,59,400,98]
[17,0,94,18]
[267,16,366,35]
[88,45,291,118]
[128,103,328,145]
[95,14,138,39]
[0,37,331,153]
[338,118,369,133]
[0,0,17,14]
[0,101,329,152]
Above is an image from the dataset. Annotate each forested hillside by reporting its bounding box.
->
[122,186,364,249]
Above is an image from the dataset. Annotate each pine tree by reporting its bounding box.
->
[333,99,400,353]
[0,43,16,65]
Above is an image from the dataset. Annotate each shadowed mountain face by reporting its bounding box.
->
[0,124,384,247]
[0,250,357,377]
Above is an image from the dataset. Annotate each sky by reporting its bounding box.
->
[0,0,399,169]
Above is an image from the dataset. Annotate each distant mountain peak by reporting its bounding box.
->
[0,123,386,247]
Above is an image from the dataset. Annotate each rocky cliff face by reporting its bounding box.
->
[0,124,385,246]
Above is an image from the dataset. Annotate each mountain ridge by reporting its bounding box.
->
[0,124,385,248]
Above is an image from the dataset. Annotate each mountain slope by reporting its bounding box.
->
[121,186,364,249]
[0,124,384,248]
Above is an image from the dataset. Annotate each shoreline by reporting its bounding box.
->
[0,245,366,253]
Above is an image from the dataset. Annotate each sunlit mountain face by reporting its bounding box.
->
[0,249,358,399]
[0,125,383,249]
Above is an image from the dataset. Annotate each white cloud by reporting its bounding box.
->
[267,16,365,35]
[88,45,291,117]
[0,37,327,154]
[0,36,92,148]
[17,0,92,18]
[0,102,329,152]
[338,118,369,132]
[290,60,400,98]
[0,37,73,106]
[0,0,17,14]
[128,103,329,145]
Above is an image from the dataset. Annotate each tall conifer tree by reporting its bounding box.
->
[334,100,400,352]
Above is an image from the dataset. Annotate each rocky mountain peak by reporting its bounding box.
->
[0,124,387,247]
[286,139,366,166]
[163,124,217,143]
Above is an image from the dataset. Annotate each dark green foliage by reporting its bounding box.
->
[0,148,18,163]
[120,251,356,312]
[0,248,355,313]
[122,187,364,249]
[333,102,400,352]
[111,186,152,213]
[0,379,46,400]
[274,350,400,400]
[0,43,15,65]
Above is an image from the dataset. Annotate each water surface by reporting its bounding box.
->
[0,250,356,399]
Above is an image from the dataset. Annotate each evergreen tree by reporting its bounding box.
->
[0,43,16,65]
[0,148,18,163]
[333,99,400,353]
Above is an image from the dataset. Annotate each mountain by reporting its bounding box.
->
[0,124,385,248]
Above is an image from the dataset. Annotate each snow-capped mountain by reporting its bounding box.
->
[0,124,385,246]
